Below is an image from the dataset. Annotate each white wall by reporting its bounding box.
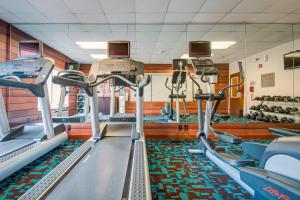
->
[130,73,214,102]
[229,39,300,114]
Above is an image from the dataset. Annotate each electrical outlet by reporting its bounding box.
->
[178,125,182,130]
[184,125,188,130]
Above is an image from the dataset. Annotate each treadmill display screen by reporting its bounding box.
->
[108,41,130,58]
[189,41,211,57]
[19,42,41,58]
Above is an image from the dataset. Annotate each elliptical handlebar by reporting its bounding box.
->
[219,61,244,94]
[164,78,172,91]
[188,72,202,94]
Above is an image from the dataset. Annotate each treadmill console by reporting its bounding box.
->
[0,58,54,84]
[191,59,218,76]
[90,59,144,87]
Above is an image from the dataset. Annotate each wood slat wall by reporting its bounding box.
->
[0,19,75,124]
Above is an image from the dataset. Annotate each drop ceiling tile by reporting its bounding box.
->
[164,13,196,23]
[135,13,165,23]
[265,0,300,13]
[168,0,205,12]
[15,13,50,23]
[135,0,169,13]
[211,24,245,32]
[110,25,128,31]
[201,31,232,40]
[28,0,71,14]
[157,32,184,41]
[161,25,186,31]
[106,13,135,23]
[46,13,79,23]
[187,32,207,40]
[192,13,226,23]
[76,13,107,23]
[199,0,240,12]
[276,13,300,23]
[187,24,214,31]
[0,12,21,23]
[100,0,134,13]
[64,0,103,13]
[136,31,159,41]
[220,13,258,23]
[233,0,279,12]
[248,13,287,23]
[136,25,162,31]
[69,24,110,32]
[0,0,38,13]
[136,42,156,49]
[260,24,292,32]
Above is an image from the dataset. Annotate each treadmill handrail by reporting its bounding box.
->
[0,78,45,97]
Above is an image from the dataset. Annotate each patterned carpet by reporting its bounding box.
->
[147,140,270,200]
[0,138,271,200]
[0,140,83,200]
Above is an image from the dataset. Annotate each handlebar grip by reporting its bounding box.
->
[52,76,89,89]
[138,75,150,88]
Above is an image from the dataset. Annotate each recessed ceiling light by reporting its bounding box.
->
[76,42,107,49]
[90,54,107,59]
[211,41,236,49]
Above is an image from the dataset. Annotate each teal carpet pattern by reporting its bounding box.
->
[147,140,270,200]
[0,140,84,200]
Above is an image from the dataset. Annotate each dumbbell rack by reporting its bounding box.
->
[249,99,300,123]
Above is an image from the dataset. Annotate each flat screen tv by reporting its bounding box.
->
[108,41,130,58]
[18,41,42,58]
[284,51,300,70]
[189,41,211,57]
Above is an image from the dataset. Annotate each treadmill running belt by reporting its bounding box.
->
[45,137,132,200]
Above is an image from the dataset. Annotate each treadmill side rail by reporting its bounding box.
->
[129,140,152,200]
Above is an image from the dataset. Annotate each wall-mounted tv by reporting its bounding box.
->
[189,41,211,58]
[108,41,130,58]
[284,50,300,70]
[18,40,43,58]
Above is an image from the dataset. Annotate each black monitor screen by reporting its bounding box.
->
[108,41,130,58]
[284,51,300,70]
[19,41,41,58]
[189,41,211,57]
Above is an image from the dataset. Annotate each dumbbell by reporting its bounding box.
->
[262,105,270,111]
[280,117,288,123]
[292,107,299,112]
[287,118,295,123]
[264,96,271,101]
[254,97,260,100]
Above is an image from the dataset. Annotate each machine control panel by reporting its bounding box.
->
[191,59,219,76]
[0,58,54,84]
[89,58,144,85]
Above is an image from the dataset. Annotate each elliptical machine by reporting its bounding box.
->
[161,59,189,123]
[188,41,300,199]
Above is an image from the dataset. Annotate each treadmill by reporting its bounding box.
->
[0,41,68,181]
[19,41,152,200]
[52,70,88,123]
